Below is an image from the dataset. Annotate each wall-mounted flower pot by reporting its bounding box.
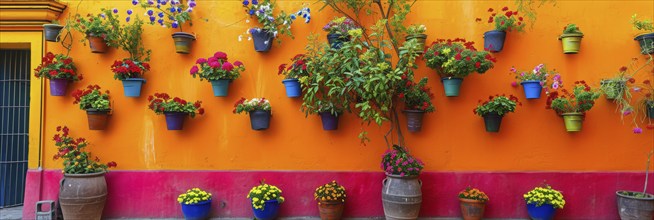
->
[403,110,424,132]
[317,200,344,220]
[483,30,506,52]
[405,34,428,54]
[49,78,69,96]
[86,109,110,130]
[87,34,109,53]
[164,111,187,130]
[526,203,556,220]
[121,78,146,97]
[210,79,231,97]
[634,32,654,54]
[483,112,503,133]
[59,172,107,220]
[249,110,271,131]
[252,200,280,220]
[327,33,349,49]
[381,174,422,220]
[251,30,274,52]
[521,80,543,99]
[616,191,654,220]
[562,112,584,132]
[441,77,464,97]
[282,79,301,98]
[647,104,654,119]
[459,198,486,220]
[559,33,583,54]
[319,111,340,131]
[600,80,625,100]
[180,200,212,220]
[172,32,196,54]
[43,24,64,42]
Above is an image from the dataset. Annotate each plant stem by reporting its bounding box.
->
[644,150,653,195]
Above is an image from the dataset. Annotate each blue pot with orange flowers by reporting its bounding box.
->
[282,79,301,98]
[483,30,506,52]
[181,200,211,220]
[526,203,556,220]
[210,79,231,97]
[122,78,146,97]
[520,80,543,99]
[252,200,280,220]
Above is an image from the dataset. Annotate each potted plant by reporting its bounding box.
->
[559,24,584,54]
[616,151,654,220]
[106,10,152,98]
[631,14,654,54]
[314,180,346,220]
[523,185,566,220]
[72,85,111,130]
[140,0,198,53]
[322,17,358,49]
[190,51,245,97]
[247,181,285,220]
[234,97,272,131]
[34,52,82,96]
[147,93,204,130]
[473,95,520,132]
[51,126,117,220]
[546,80,601,132]
[381,145,424,219]
[241,0,311,52]
[70,11,117,53]
[510,64,557,99]
[177,187,212,220]
[405,24,427,54]
[458,187,489,220]
[479,6,526,52]
[278,54,309,98]
[423,38,496,97]
[399,77,435,132]
[637,79,654,119]
[43,20,64,42]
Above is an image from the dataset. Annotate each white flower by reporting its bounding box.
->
[246,19,250,23]
[238,35,243,42]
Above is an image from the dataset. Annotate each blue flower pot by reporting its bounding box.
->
[483,30,506,52]
[282,79,301,98]
[49,78,69,96]
[122,78,146,97]
[521,80,543,99]
[320,111,340,130]
[327,33,348,49]
[252,200,280,220]
[180,200,211,220]
[249,110,271,131]
[441,77,463,97]
[526,203,556,220]
[210,79,231,97]
[164,112,187,130]
[251,29,274,52]
[635,32,654,54]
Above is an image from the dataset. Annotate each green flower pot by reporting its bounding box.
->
[647,104,654,119]
[559,33,583,54]
[562,112,584,132]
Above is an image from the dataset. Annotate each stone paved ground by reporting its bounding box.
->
[0,206,22,220]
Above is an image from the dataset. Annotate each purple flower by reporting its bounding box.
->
[149,16,156,22]
[132,0,139,5]
[188,1,196,8]
[243,0,249,6]
[189,66,199,75]
[633,127,643,134]
[147,10,154,16]
[623,109,633,116]
[520,72,526,77]
[126,17,131,22]
[169,7,176,13]
[127,9,133,15]
[511,81,518,87]
[222,62,234,71]
[171,21,179,29]
[157,19,164,25]
[252,0,258,5]
[100,13,106,19]
[112,8,118,14]
[158,12,164,18]
[248,9,255,15]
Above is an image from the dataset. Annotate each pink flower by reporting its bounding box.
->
[221,62,234,71]
[208,61,221,68]
[552,82,559,89]
[196,58,207,64]
[623,109,633,116]
[633,127,643,134]
[189,66,199,75]
[208,57,218,63]
[509,67,516,73]
[214,51,228,60]
[511,81,518,87]
[234,61,244,67]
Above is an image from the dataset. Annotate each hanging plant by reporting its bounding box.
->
[322,17,358,49]
[509,64,558,99]
[233,97,272,131]
[631,14,654,54]
[147,93,204,130]
[559,24,584,54]
[189,51,245,97]
[404,24,428,54]
[476,6,526,52]
[546,80,601,132]
[278,54,310,98]
[72,85,112,130]
[240,0,311,52]
[473,95,521,132]
[139,0,198,53]
[398,77,435,132]
[34,52,82,96]
[69,11,119,53]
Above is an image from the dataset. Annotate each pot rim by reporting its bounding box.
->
[180,199,212,206]
[122,78,146,82]
[63,171,106,177]
[520,80,543,84]
[86,108,111,113]
[459,197,487,204]
[385,173,420,179]
[317,199,345,204]
[163,111,189,115]
[405,33,428,39]
[634,32,654,40]
[403,109,425,113]
[485,30,507,34]
[616,190,654,200]
[561,112,584,116]
[440,76,464,80]
[43,24,64,28]
[559,33,584,39]
[282,78,299,83]
[172,32,196,40]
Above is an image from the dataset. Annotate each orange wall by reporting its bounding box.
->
[41,0,654,171]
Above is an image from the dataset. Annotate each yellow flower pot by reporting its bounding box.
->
[559,33,584,54]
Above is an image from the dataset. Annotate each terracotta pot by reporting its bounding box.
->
[59,172,107,220]
[405,34,427,54]
[317,200,344,220]
[459,198,486,220]
[86,109,110,130]
[87,34,109,53]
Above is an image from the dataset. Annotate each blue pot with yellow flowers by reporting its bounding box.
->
[523,185,565,220]
[178,188,212,220]
[248,181,284,220]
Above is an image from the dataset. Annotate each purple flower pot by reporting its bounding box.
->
[249,110,271,130]
[403,110,425,132]
[319,111,340,130]
[164,112,187,130]
[49,78,69,96]
[483,30,506,52]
